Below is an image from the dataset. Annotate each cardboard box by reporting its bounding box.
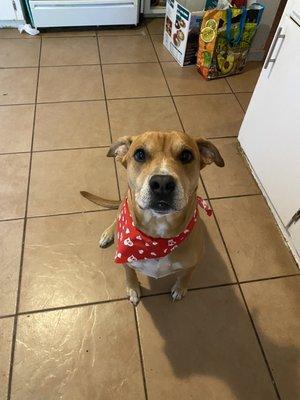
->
[163,0,207,66]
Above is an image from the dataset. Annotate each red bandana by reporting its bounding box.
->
[115,196,212,264]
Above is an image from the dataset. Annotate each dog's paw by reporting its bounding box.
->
[127,287,141,306]
[171,282,187,301]
[99,231,114,248]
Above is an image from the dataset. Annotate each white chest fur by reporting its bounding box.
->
[129,255,183,279]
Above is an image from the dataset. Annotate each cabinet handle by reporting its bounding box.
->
[286,209,300,230]
[264,27,286,70]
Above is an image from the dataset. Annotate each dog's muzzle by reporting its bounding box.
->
[148,174,176,213]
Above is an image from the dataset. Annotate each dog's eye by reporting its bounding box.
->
[134,148,146,162]
[179,150,194,164]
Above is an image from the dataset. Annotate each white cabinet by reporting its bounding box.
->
[28,0,140,27]
[0,0,25,24]
[239,0,300,263]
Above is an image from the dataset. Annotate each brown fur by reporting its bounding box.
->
[82,131,224,304]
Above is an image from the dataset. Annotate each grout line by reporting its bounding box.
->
[26,207,116,220]
[210,193,262,201]
[39,63,101,68]
[0,145,110,157]
[133,307,149,400]
[0,273,299,320]
[201,176,282,400]
[0,314,15,320]
[225,77,246,113]
[96,36,122,201]
[0,194,267,224]
[146,27,185,132]
[0,217,24,224]
[0,65,39,69]
[0,151,30,156]
[6,36,43,400]
[31,145,110,154]
[101,60,158,65]
[0,91,250,108]
[240,273,300,285]
[15,297,128,317]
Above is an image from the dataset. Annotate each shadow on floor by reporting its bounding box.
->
[139,222,299,399]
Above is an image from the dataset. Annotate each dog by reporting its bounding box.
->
[81,131,224,305]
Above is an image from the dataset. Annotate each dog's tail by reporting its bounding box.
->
[80,191,121,209]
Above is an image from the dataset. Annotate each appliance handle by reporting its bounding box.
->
[286,209,300,230]
[264,26,286,70]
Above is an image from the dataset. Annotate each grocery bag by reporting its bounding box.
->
[197,3,264,80]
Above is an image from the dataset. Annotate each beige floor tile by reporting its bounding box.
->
[103,63,169,99]
[242,277,300,400]
[0,318,14,400]
[139,211,235,295]
[162,62,231,95]
[37,65,104,103]
[226,62,262,92]
[0,105,34,153]
[0,154,30,220]
[42,29,96,37]
[28,148,118,217]
[0,29,38,39]
[138,286,277,400]
[0,39,40,67]
[12,302,144,400]
[20,211,125,312]
[34,101,110,150]
[146,18,165,34]
[97,23,147,36]
[174,94,244,138]
[0,220,23,315]
[236,92,252,112]
[150,35,174,62]
[99,35,157,64]
[108,97,182,139]
[201,138,260,197]
[212,196,297,280]
[0,68,38,105]
[41,37,99,66]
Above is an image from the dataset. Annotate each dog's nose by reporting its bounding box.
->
[149,175,176,195]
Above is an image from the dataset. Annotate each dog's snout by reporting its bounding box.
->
[149,175,176,195]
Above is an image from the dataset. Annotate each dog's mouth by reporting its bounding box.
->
[149,200,175,214]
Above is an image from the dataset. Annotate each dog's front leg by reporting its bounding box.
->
[171,265,197,301]
[99,219,116,248]
[124,264,141,306]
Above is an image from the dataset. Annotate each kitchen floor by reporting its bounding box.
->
[0,18,299,400]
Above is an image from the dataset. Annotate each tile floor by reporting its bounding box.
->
[0,18,299,400]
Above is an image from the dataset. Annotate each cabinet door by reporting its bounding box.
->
[239,14,300,231]
[1,0,16,20]
[1,0,23,21]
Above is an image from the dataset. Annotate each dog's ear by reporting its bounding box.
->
[195,137,225,169]
[107,136,135,164]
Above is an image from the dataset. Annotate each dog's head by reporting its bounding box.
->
[108,131,224,215]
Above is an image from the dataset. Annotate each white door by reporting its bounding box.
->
[239,11,300,257]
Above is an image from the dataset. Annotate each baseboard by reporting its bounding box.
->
[0,20,25,28]
[248,49,266,61]
[238,139,300,267]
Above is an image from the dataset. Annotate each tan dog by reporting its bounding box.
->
[81,131,224,305]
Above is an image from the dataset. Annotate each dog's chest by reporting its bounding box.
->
[129,255,183,279]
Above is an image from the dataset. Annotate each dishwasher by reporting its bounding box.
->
[25,0,140,27]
